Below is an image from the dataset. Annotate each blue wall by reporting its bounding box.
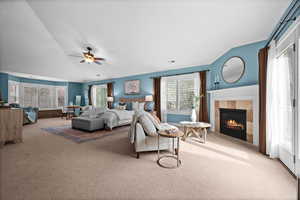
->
[68,82,84,105]
[209,40,267,90]
[0,73,9,102]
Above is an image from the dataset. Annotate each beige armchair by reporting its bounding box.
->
[133,121,178,159]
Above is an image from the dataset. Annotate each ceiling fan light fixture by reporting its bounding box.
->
[85,57,93,63]
[84,54,94,63]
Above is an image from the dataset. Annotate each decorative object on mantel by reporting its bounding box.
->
[222,56,245,83]
[124,80,140,94]
[214,73,220,90]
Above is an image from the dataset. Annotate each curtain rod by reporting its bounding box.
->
[150,70,210,79]
[265,1,299,47]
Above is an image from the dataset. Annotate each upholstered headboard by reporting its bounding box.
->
[119,97,146,103]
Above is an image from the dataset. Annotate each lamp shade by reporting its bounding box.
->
[107,96,114,102]
[145,95,153,102]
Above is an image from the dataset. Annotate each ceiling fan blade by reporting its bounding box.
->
[68,54,83,58]
[94,61,102,65]
[80,60,85,63]
[94,57,105,61]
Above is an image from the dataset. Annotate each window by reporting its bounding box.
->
[165,73,199,114]
[57,87,66,108]
[8,81,19,103]
[9,81,67,109]
[23,86,38,107]
[38,87,52,109]
[92,85,107,108]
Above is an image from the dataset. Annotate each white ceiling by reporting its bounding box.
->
[0,0,291,82]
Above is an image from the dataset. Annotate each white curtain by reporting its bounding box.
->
[91,85,108,108]
[91,85,97,107]
[266,40,294,158]
[160,77,167,122]
[194,72,200,120]
[266,40,280,158]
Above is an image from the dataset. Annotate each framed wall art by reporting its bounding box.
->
[124,80,140,94]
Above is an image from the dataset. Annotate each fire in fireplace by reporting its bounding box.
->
[220,108,247,141]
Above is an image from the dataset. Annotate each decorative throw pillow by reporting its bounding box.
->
[115,102,126,110]
[151,113,161,124]
[145,102,154,111]
[150,112,161,123]
[117,105,127,110]
[119,102,126,106]
[138,114,157,136]
[126,102,132,110]
[145,112,161,129]
[138,102,145,111]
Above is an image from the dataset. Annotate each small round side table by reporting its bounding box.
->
[157,129,184,169]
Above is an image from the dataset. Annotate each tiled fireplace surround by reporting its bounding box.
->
[208,85,259,146]
[215,100,253,143]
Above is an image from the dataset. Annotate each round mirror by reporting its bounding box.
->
[221,57,245,83]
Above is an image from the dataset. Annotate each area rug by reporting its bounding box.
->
[42,125,130,143]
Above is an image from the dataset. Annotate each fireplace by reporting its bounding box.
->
[220,108,247,141]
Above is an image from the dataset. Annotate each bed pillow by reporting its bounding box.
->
[132,102,139,111]
[138,102,145,111]
[132,102,145,111]
[126,102,132,110]
[138,114,157,136]
[145,101,154,111]
[117,105,127,110]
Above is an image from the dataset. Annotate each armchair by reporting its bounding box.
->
[129,111,178,158]
[23,107,39,125]
[9,104,39,125]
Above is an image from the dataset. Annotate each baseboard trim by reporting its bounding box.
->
[277,158,296,179]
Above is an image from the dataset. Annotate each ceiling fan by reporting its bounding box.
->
[70,46,105,65]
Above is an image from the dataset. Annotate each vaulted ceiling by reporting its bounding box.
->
[0,0,291,82]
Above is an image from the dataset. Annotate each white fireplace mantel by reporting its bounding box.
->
[208,85,259,146]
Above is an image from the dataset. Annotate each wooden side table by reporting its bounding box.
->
[157,129,184,169]
[180,121,211,143]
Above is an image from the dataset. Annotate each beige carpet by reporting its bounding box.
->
[0,118,296,200]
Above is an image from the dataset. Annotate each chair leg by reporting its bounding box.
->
[175,148,178,155]
[136,152,140,159]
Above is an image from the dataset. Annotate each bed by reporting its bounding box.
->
[102,97,146,130]
[77,97,146,131]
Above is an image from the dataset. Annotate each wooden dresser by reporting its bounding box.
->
[0,108,23,147]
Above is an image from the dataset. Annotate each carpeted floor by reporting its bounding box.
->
[1,118,297,200]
